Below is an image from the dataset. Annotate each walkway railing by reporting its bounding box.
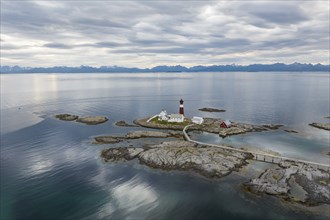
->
[183,124,330,171]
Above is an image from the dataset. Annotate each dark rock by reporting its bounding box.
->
[55,114,79,121]
[94,136,121,144]
[309,123,330,131]
[262,124,283,130]
[198,107,226,112]
[101,147,143,162]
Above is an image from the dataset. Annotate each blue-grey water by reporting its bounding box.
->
[1,72,329,220]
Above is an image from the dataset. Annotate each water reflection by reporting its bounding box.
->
[1,72,329,220]
[27,159,53,176]
[192,130,329,163]
[48,74,58,99]
[32,74,43,104]
[112,176,158,216]
[91,165,159,219]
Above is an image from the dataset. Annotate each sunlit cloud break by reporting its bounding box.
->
[1,0,329,67]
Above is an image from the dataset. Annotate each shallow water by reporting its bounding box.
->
[1,72,329,220]
[191,130,329,164]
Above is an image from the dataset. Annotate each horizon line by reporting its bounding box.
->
[1,62,330,69]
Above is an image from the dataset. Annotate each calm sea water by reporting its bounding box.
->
[1,72,329,220]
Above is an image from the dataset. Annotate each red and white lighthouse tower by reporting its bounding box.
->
[179,99,184,115]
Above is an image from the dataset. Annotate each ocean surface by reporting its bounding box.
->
[1,72,329,220]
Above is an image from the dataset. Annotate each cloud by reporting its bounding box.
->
[95,41,124,48]
[43,43,73,49]
[242,2,309,25]
[1,0,329,67]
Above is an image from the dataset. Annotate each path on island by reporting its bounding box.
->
[183,125,330,171]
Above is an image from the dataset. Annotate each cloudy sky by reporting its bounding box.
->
[1,0,329,67]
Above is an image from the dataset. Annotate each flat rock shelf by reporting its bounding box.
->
[94,130,183,144]
[101,141,253,178]
[76,116,108,125]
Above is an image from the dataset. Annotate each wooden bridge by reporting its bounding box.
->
[183,125,330,171]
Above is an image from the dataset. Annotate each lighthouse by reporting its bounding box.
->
[179,99,184,115]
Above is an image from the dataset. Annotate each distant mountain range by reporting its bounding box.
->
[1,63,329,73]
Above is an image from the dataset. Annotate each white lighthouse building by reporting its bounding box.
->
[148,99,185,123]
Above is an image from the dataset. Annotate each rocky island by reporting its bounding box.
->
[134,117,283,138]
[198,107,226,112]
[115,120,139,127]
[101,140,253,178]
[94,130,183,144]
[245,161,330,206]
[97,116,329,207]
[55,114,79,121]
[76,116,108,125]
[309,122,330,131]
[55,114,108,125]
[134,117,191,130]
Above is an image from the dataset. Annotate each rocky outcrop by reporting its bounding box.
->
[94,130,183,144]
[76,116,108,125]
[244,161,330,206]
[126,131,171,139]
[94,136,121,144]
[55,114,79,121]
[115,120,139,127]
[101,147,144,162]
[198,107,226,112]
[101,141,253,178]
[309,123,330,131]
[218,126,258,138]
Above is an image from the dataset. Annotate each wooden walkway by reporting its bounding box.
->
[183,125,330,171]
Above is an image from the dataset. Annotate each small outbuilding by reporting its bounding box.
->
[192,116,204,125]
[220,120,231,128]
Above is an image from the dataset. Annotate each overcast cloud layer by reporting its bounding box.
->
[1,0,329,67]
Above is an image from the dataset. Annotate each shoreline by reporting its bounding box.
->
[98,116,330,208]
[134,117,283,138]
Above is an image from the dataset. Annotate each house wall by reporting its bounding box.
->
[168,117,184,122]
